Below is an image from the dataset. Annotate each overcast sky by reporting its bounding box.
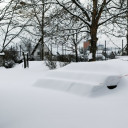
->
[80,0,84,3]
[0,0,126,48]
[0,0,9,8]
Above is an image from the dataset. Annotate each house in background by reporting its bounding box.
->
[83,40,116,60]
[83,40,105,52]
[119,44,128,56]
[97,44,104,50]
[83,40,91,52]
[31,42,51,60]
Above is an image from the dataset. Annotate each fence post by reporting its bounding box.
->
[27,53,29,68]
[20,45,22,56]
[51,43,52,61]
[105,41,106,60]
[22,52,26,68]
[122,40,123,56]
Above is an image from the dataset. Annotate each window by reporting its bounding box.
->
[37,52,40,55]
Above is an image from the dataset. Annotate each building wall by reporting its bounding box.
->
[33,44,50,60]
[83,40,90,50]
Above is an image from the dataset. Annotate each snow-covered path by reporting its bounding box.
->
[0,60,128,128]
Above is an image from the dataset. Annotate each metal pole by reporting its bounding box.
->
[105,41,106,60]
[57,43,58,61]
[20,45,21,57]
[62,43,63,55]
[62,43,63,62]
[51,42,52,61]
[27,53,29,68]
[57,43,58,54]
[65,45,66,55]
[22,52,26,68]
[122,39,123,56]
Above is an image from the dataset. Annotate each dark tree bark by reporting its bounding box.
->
[22,52,26,68]
[26,53,29,68]
[74,44,78,62]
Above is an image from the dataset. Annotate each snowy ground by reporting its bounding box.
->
[0,59,128,128]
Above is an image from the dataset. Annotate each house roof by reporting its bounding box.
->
[31,43,40,55]
[31,38,51,55]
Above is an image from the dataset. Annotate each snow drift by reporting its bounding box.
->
[34,59,126,96]
[1,59,128,128]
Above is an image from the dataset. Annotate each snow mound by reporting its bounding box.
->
[1,58,128,128]
[14,61,49,71]
[34,60,124,96]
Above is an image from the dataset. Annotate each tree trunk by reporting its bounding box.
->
[90,38,98,61]
[26,53,29,68]
[89,0,99,61]
[41,0,45,60]
[41,41,44,60]
[75,44,78,62]
[22,52,26,68]
[90,25,98,61]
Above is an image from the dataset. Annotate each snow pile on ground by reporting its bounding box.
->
[15,61,49,71]
[0,58,128,128]
[34,59,127,96]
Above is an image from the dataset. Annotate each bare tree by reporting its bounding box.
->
[0,0,32,52]
[19,0,54,60]
[47,5,87,62]
[56,0,127,61]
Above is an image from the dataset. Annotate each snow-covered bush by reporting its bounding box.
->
[3,48,20,68]
[45,60,57,70]
[59,61,70,67]
[45,55,57,70]
[4,60,15,68]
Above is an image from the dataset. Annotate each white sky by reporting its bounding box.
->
[80,0,85,3]
[0,0,10,8]
[0,0,126,49]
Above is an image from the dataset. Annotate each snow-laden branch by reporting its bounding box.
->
[56,0,91,27]
[71,0,90,22]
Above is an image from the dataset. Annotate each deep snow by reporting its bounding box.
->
[0,59,128,128]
